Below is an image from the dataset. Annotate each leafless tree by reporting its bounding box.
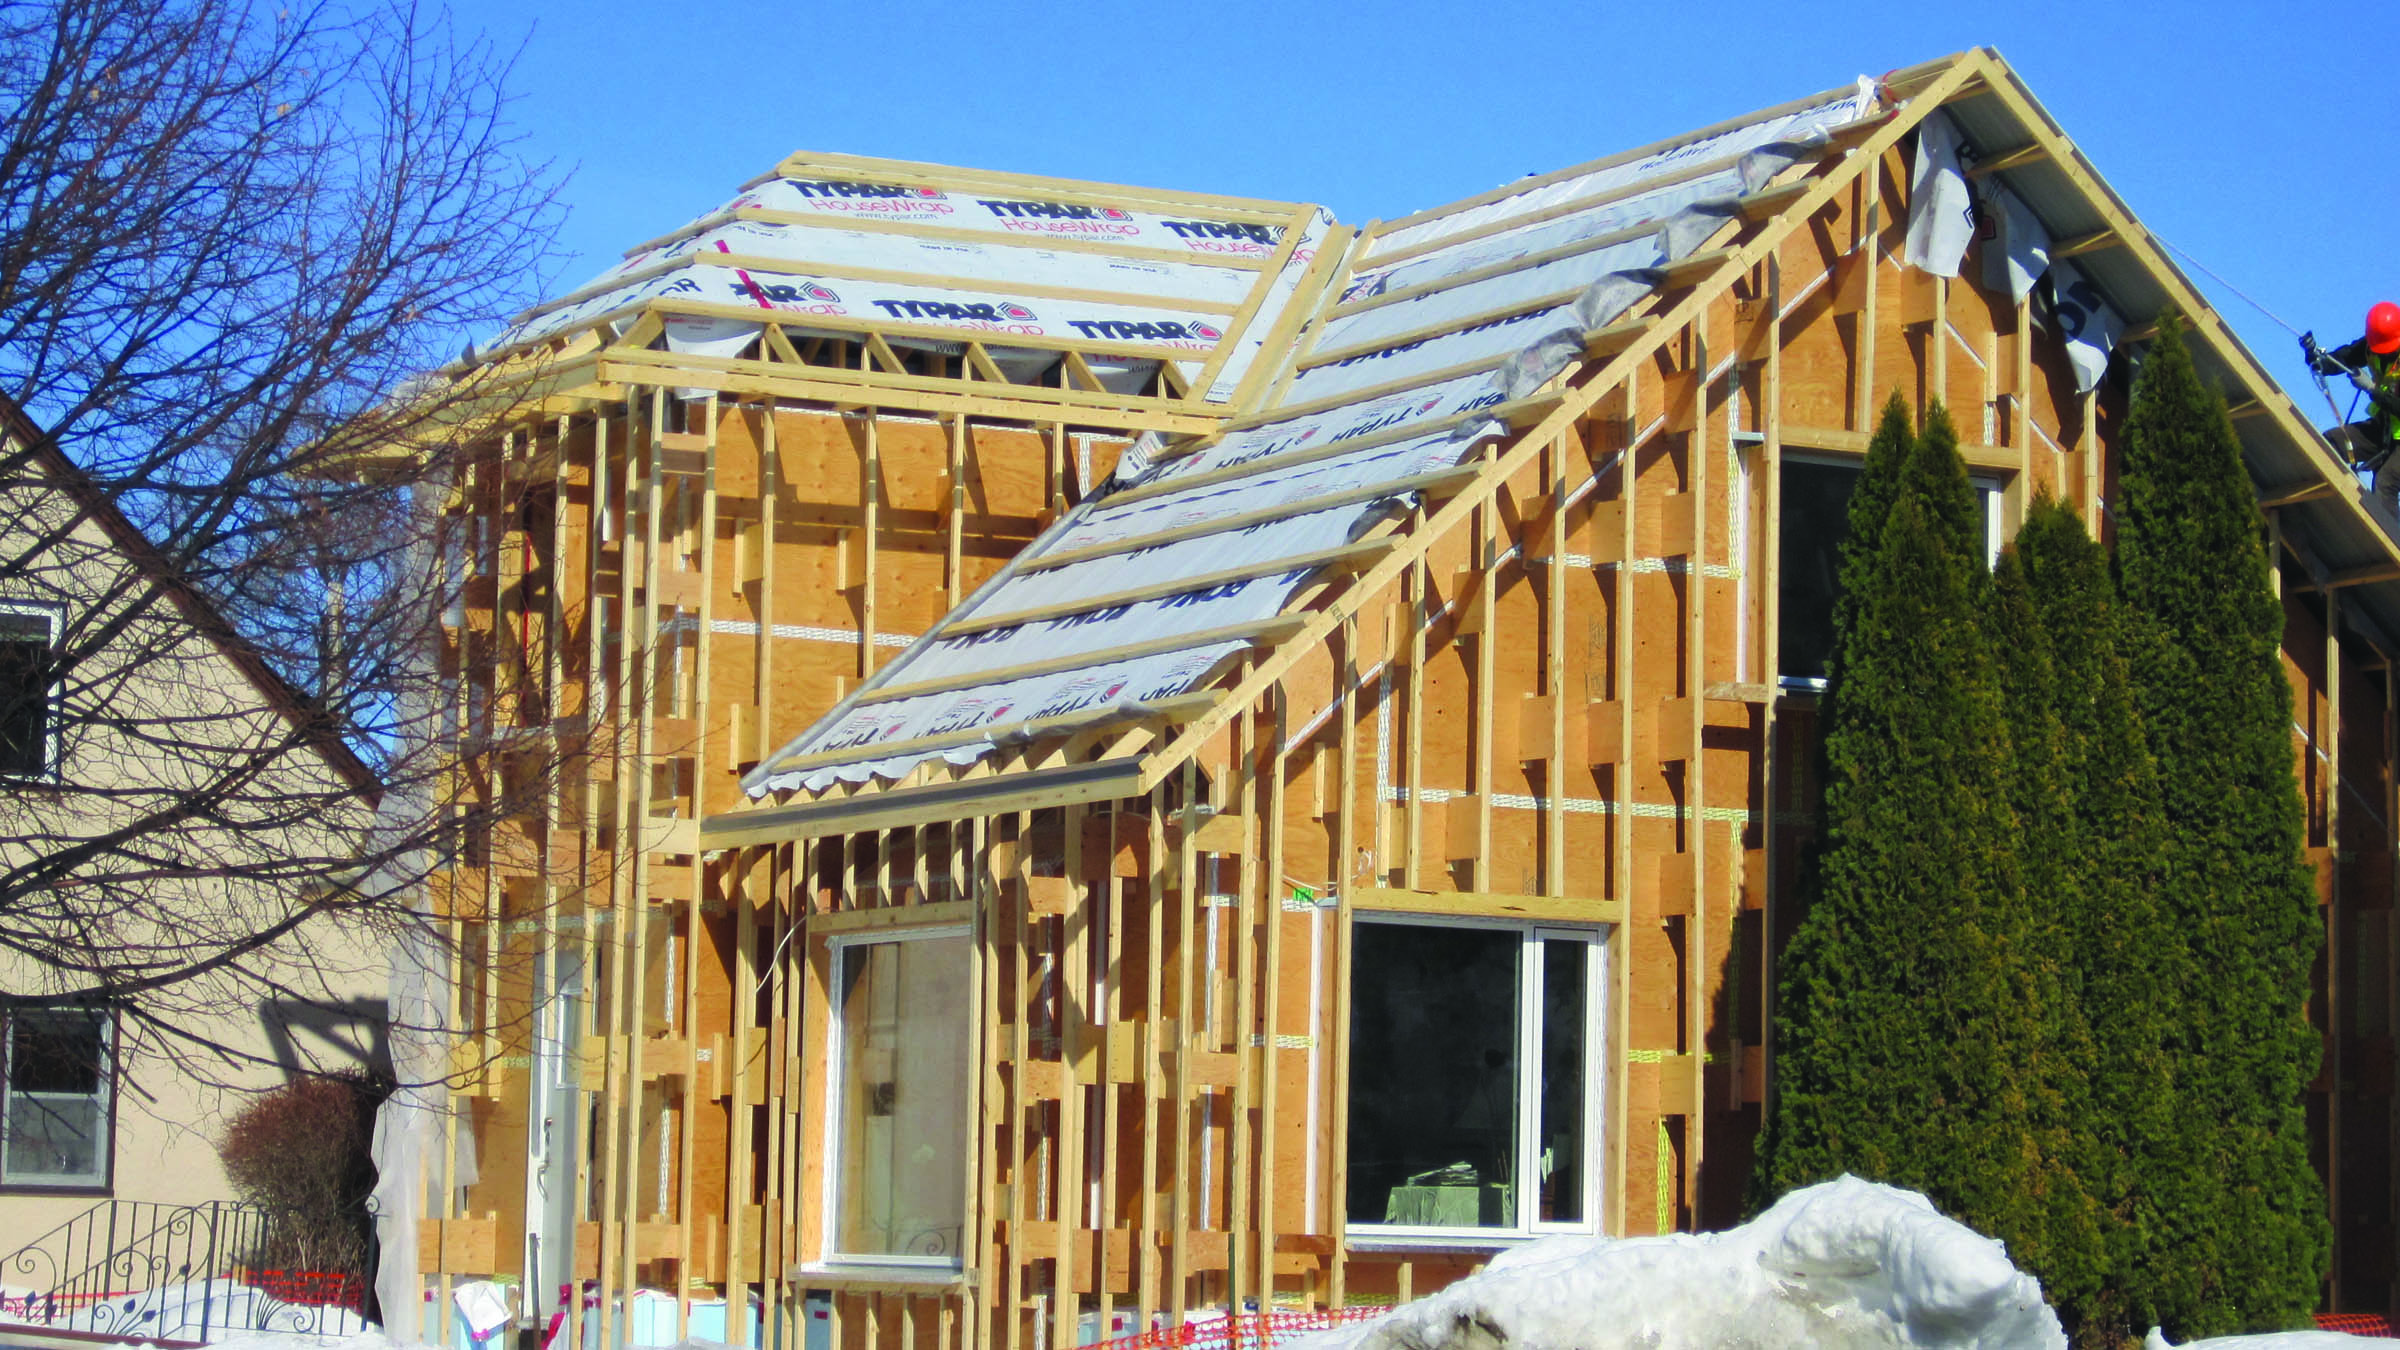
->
[0,0,565,1093]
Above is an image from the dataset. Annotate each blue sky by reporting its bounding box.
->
[484,0,2395,415]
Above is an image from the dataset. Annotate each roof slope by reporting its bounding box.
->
[476,152,1336,426]
[732,75,1883,803]
[709,46,2400,842]
[0,393,380,799]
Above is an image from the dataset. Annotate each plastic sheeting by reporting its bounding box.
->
[1904,112,1974,278]
[711,176,1297,258]
[744,85,1882,797]
[1902,116,2121,396]
[481,171,1335,408]
[1363,78,1876,261]
[370,919,464,1345]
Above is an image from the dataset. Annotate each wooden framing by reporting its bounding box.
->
[410,48,2400,1348]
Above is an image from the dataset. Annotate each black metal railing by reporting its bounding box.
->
[1,1198,371,1341]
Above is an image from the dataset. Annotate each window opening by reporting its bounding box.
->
[1778,458,2002,686]
[826,927,971,1265]
[1345,918,1606,1239]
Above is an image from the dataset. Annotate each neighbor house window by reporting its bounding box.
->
[1778,459,2003,685]
[826,926,971,1264]
[0,605,57,777]
[1,1005,114,1190]
[1345,919,1606,1238]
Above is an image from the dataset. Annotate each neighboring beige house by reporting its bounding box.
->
[0,390,386,1256]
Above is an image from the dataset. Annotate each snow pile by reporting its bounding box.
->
[0,1279,371,1342]
[1305,1176,2059,1350]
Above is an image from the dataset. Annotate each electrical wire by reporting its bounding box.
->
[2155,233,2357,441]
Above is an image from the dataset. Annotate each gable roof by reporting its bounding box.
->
[0,393,381,801]
[706,47,2400,844]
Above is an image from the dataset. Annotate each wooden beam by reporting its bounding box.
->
[1350,887,1627,924]
[1963,143,2048,178]
[2051,228,2119,259]
[2260,480,2337,509]
[2324,563,2400,591]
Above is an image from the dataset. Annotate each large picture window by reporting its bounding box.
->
[0,604,58,778]
[1345,919,1606,1239]
[825,927,971,1265]
[2,1005,114,1191]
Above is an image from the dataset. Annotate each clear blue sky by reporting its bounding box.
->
[483,0,2395,417]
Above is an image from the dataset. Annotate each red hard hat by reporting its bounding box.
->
[2369,300,2400,355]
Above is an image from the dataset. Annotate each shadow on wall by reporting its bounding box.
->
[260,998,391,1082]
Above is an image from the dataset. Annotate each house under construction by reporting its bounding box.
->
[398,47,2400,1348]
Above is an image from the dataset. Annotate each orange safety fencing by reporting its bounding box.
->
[1088,1307,1386,1350]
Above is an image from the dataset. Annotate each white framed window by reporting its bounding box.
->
[822,925,972,1267]
[0,602,59,779]
[1,1005,114,1191]
[1344,917,1607,1242]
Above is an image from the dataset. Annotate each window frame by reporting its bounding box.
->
[1342,913,1610,1247]
[817,921,974,1272]
[0,1002,117,1195]
[0,599,62,782]
[1774,455,2010,691]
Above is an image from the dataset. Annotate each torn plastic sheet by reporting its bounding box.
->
[1364,78,1875,261]
[1979,179,2052,306]
[2045,258,2123,394]
[1904,111,1975,278]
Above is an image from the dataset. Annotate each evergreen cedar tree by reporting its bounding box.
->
[2111,317,2327,1334]
[1755,332,2328,1341]
[1752,396,2063,1278]
[2008,499,2177,1345]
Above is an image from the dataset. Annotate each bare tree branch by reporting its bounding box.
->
[0,0,569,1090]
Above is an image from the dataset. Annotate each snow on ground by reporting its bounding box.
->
[205,1335,408,1350]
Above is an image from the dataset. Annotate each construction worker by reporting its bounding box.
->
[2303,302,2400,511]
